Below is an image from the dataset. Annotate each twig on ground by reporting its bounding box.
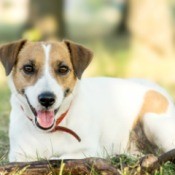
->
[1,149,175,175]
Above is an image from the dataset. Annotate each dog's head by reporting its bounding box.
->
[0,40,93,131]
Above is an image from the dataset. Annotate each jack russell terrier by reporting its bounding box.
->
[0,40,175,162]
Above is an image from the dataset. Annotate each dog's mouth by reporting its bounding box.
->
[25,94,59,130]
[35,110,56,130]
[23,94,81,142]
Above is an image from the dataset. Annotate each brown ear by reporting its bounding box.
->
[0,39,27,75]
[64,40,93,79]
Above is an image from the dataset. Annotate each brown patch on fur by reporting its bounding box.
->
[128,90,168,154]
[64,40,93,79]
[133,90,168,128]
[0,40,26,75]
[49,41,77,96]
[13,42,46,94]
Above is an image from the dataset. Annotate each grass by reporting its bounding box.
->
[111,154,175,175]
[0,82,10,162]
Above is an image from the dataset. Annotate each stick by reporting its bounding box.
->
[0,158,119,175]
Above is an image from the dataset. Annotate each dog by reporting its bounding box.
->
[0,40,175,162]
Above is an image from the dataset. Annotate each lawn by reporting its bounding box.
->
[0,83,10,162]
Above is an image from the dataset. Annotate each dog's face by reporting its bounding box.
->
[0,40,93,131]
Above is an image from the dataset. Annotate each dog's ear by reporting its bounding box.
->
[64,40,93,79]
[0,39,27,76]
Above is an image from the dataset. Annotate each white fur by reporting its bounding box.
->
[8,45,175,162]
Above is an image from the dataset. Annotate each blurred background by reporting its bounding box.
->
[0,0,175,160]
[0,0,175,83]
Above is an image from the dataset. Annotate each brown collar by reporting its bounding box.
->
[51,110,81,142]
[20,106,81,142]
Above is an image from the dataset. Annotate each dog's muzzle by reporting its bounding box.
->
[38,92,56,108]
[24,93,57,130]
[23,94,81,142]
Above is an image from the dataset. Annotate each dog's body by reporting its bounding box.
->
[1,40,175,162]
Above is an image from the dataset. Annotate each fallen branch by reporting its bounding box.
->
[0,158,119,175]
[140,148,175,173]
[1,149,175,175]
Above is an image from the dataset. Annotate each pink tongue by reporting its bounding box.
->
[37,111,54,128]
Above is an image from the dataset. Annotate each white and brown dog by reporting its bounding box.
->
[0,40,175,162]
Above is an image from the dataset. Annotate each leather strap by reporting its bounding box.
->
[20,105,81,142]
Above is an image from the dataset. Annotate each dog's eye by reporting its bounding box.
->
[57,65,70,75]
[23,65,35,74]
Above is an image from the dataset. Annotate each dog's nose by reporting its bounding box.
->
[38,92,56,108]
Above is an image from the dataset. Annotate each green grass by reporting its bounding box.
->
[0,85,10,162]
[111,154,175,175]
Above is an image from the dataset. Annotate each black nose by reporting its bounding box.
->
[38,92,55,108]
